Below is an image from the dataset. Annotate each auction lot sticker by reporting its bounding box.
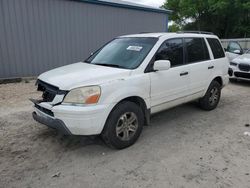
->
[127,46,143,51]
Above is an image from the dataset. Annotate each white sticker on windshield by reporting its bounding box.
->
[127,46,143,51]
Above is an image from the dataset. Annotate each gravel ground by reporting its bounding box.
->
[0,80,250,188]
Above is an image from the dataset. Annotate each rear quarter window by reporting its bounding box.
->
[207,38,225,59]
[184,38,210,63]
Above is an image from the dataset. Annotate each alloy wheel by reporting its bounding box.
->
[116,112,138,141]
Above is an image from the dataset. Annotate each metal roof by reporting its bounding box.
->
[74,0,171,14]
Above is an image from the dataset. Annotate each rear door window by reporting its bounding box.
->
[207,38,225,59]
[184,38,210,63]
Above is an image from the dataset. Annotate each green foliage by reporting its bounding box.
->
[168,23,181,32]
[163,0,250,38]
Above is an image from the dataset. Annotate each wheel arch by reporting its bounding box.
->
[105,96,150,128]
[117,96,150,126]
[212,76,223,87]
[203,76,224,97]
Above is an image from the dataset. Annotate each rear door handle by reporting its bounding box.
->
[180,71,189,76]
[208,66,214,69]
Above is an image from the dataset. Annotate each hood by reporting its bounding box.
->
[233,53,250,64]
[38,62,131,90]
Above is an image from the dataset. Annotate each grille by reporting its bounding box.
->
[234,72,250,79]
[238,63,250,72]
[42,90,55,102]
[36,80,67,102]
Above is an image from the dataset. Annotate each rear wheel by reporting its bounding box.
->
[199,81,221,111]
[101,101,144,149]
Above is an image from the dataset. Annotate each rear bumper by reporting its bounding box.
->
[32,111,72,135]
[222,74,229,87]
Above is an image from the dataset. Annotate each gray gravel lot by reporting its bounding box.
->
[0,80,250,188]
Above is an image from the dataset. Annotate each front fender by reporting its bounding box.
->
[99,74,151,109]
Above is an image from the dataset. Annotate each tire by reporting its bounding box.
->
[199,81,221,111]
[101,101,144,149]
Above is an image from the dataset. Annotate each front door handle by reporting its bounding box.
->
[180,71,189,76]
[208,66,214,69]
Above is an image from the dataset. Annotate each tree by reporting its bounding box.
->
[168,23,181,32]
[163,0,250,38]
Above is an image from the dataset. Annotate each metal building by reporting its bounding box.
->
[0,0,170,79]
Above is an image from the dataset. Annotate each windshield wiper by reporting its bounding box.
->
[93,63,126,69]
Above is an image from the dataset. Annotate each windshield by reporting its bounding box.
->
[85,37,158,69]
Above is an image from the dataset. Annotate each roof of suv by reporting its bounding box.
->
[120,32,218,38]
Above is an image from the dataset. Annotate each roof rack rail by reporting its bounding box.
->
[177,31,214,35]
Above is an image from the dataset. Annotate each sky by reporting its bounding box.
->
[123,0,165,8]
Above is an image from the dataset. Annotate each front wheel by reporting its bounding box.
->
[199,81,221,111]
[101,101,144,149]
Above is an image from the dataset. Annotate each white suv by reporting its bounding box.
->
[32,32,229,149]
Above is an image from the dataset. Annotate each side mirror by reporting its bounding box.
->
[233,49,241,54]
[153,60,171,71]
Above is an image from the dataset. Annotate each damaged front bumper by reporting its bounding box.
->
[31,99,111,136]
[31,99,72,135]
[31,79,111,136]
[32,111,72,135]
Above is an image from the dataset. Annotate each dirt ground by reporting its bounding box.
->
[0,80,250,188]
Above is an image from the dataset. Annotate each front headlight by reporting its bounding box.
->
[63,86,101,105]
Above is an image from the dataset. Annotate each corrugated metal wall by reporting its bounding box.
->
[0,0,167,78]
[221,38,250,50]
